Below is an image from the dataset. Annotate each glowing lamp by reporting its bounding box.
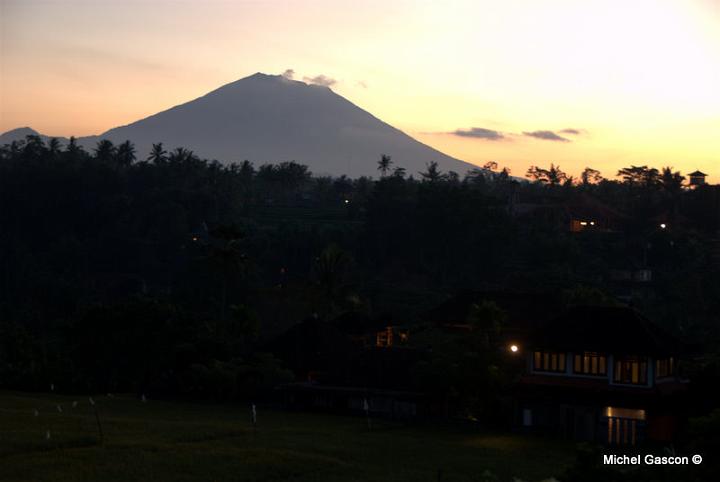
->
[510,344,519,353]
[660,223,667,229]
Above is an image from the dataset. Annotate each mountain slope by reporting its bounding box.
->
[3,73,475,177]
[0,127,70,146]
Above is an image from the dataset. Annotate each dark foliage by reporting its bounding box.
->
[1,136,719,413]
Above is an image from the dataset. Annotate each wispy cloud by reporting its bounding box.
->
[303,74,337,87]
[559,128,584,135]
[452,127,505,140]
[281,69,295,80]
[523,130,571,142]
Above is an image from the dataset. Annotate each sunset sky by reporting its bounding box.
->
[1,0,718,180]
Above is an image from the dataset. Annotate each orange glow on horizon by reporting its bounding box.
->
[1,0,718,182]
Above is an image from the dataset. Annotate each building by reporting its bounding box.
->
[424,290,562,336]
[688,170,707,187]
[513,306,687,446]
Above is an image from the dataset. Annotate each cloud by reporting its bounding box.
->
[303,74,337,87]
[523,130,571,142]
[281,69,295,80]
[357,80,368,89]
[452,127,505,140]
[559,128,583,135]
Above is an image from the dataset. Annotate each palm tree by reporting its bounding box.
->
[377,154,393,177]
[206,225,247,328]
[314,244,351,316]
[617,165,659,187]
[23,135,45,158]
[147,143,167,164]
[580,167,602,185]
[47,138,61,158]
[115,140,136,167]
[94,140,116,162]
[392,166,406,178]
[168,147,194,163]
[66,136,83,158]
[420,161,444,182]
[660,167,684,193]
[526,163,567,186]
[482,161,498,171]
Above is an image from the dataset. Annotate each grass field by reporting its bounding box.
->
[0,391,574,482]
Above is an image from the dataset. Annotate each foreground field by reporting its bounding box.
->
[0,391,573,482]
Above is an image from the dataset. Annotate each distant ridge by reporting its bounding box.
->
[1,72,476,177]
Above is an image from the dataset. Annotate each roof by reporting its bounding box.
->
[424,290,562,332]
[529,306,678,357]
[565,194,627,222]
[329,311,391,335]
[688,170,707,176]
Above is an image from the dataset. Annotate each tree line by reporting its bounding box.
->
[1,135,719,403]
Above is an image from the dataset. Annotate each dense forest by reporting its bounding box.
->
[1,135,719,409]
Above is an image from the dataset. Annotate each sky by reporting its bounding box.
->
[1,0,719,181]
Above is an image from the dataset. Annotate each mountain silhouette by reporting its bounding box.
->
[1,73,474,177]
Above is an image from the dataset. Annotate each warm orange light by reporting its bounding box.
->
[510,344,519,353]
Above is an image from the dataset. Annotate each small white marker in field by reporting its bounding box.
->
[45,430,51,440]
[57,405,63,413]
[33,409,39,417]
[89,397,95,406]
[72,401,78,408]
[50,384,54,392]
[251,404,257,436]
[141,394,147,403]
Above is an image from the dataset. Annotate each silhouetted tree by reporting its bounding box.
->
[66,136,84,158]
[483,161,499,171]
[377,154,393,177]
[526,163,567,186]
[94,140,116,163]
[115,140,136,167]
[23,135,45,158]
[313,244,352,316]
[169,147,195,163]
[581,167,602,185]
[47,138,61,158]
[420,161,444,182]
[617,165,659,187]
[148,143,167,164]
[392,166,406,178]
[660,166,685,193]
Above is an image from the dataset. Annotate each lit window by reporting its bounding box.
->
[614,356,648,385]
[573,351,607,376]
[533,351,566,373]
[376,327,393,347]
[655,357,674,378]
